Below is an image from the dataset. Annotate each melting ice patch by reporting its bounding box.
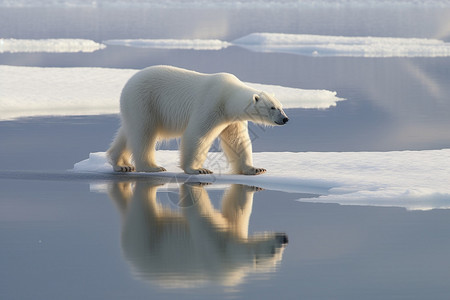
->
[0,38,105,53]
[73,149,450,211]
[0,65,344,121]
[104,39,230,50]
[104,33,450,57]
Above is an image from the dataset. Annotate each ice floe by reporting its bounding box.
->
[104,39,230,50]
[0,38,105,53]
[73,149,450,211]
[0,65,344,121]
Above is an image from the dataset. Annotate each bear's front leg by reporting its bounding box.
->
[126,126,167,173]
[180,122,224,175]
[180,138,214,175]
[220,122,266,175]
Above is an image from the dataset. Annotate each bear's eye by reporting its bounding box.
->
[271,106,275,110]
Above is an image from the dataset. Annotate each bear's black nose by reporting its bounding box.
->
[283,117,289,124]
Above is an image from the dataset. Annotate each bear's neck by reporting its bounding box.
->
[224,85,259,122]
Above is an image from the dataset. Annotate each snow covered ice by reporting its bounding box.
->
[104,39,230,51]
[73,149,450,211]
[0,38,105,53]
[0,65,344,121]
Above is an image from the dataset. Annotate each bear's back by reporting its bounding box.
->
[120,66,219,135]
[124,65,206,104]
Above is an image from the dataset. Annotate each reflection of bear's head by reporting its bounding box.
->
[247,91,289,126]
[108,181,288,289]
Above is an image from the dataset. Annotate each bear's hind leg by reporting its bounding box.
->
[107,127,135,172]
[128,127,166,173]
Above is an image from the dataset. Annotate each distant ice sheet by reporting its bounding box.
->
[233,33,450,57]
[104,33,450,57]
[4,34,449,57]
[0,39,105,53]
[0,65,344,121]
[73,149,450,211]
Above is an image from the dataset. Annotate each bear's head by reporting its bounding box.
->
[246,92,289,126]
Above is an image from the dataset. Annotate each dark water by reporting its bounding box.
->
[1,4,450,299]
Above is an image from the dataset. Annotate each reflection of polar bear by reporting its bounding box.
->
[107,65,289,175]
[108,181,288,288]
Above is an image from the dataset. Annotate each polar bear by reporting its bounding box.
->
[107,65,289,175]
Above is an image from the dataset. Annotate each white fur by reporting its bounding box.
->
[107,65,289,175]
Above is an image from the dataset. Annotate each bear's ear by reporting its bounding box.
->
[253,94,260,103]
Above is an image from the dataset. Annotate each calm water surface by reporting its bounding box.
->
[1,176,450,299]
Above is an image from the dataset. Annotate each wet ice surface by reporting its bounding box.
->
[1,1,450,299]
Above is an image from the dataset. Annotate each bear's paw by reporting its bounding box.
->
[242,167,266,175]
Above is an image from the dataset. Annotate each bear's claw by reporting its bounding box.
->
[197,168,213,174]
[254,168,266,175]
[114,165,135,172]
